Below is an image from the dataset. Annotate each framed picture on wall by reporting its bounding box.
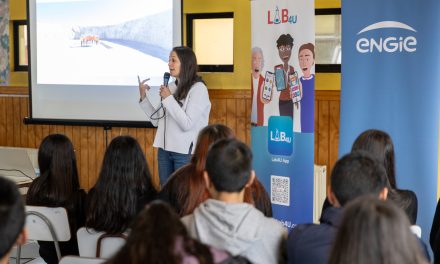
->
[13,20,28,71]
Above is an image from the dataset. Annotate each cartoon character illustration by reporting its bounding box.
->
[274,34,298,120]
[251,46,271,126]
[298,43,315,133]
[289,71,301,103]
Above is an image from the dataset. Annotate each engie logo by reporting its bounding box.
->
[267,6,297,25]
[268,116,293,156]
[356,21,417,53]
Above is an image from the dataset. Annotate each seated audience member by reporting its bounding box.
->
[286,151,390,264]
[106,201,245,264]
[329,196,429,264]
[320,129,404,215]
[86,135,157,234]
[0,177,27,264]
[352,130,420,212]
[26,134,86,264]
[160,124,272,217]
[351,129,398,188]
[430,199,440,263]
[351,129,428,252]
[182,139,287,264]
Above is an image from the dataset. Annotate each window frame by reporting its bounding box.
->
[13,20,29,72]
[186,12,234,72]
[315,8,341,73]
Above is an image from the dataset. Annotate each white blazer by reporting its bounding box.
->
[139,81,211,154]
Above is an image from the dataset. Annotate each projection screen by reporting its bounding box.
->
[27,0,182,125]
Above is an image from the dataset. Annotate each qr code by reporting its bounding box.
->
[271,175,290,206]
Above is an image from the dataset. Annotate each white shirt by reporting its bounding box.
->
[139,81,211,154]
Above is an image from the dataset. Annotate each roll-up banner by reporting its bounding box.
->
[251,0,315,228]
[340,0,440,243]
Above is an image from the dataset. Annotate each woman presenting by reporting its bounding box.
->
[139,46,211,187]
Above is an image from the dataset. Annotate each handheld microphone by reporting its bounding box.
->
[163,72,170,87]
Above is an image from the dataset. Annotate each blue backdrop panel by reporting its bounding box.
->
[341,0,440,244]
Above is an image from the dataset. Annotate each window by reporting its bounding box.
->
[186,13,234,72]
[315,9,341,72]
[13,20,28,71]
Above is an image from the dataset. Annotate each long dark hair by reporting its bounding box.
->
[351,129,397,188]
[86,135,157,234]
[27,134,80,211]
[106,201,213,264]
[329,196,428,264]
[173,46,203,101]
[182,124,234,215]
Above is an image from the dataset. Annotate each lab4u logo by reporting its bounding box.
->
[268,116,293,156]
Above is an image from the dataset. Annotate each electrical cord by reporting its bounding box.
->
[150,103,166,120]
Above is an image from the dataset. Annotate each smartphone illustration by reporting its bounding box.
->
[289,71,302,102]
[262,71,274,101]
[275,67,285,91]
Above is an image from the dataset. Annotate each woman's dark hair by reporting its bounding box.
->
[27,134,80,212]
[106,201,213,264]
[172,46,203,102]
[388,189,418,225]
[351,129,397,188]
[182,124,234,216]
[0,177,25,258]
[86,135,157,234]
[329,196,428,264]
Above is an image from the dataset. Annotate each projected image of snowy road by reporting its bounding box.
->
[37,36,169,86]
[34,0,173,87]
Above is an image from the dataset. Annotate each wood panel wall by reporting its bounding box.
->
[0,87,340,189]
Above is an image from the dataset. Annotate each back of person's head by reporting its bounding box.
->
[86,135,156,234]
[107,201,213,264]
[192,124,235,169]
[328,196,428,264]
[27,134,80,207]
[205,139,253,192]
[0,177,26,259]
[330,151,389,206]
[388,189,418,225]
[182,124,234,215]
[351,129,397,188]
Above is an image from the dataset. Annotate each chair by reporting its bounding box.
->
[17,206,71,264]
[59,256,105,264]
[77,227,127,259]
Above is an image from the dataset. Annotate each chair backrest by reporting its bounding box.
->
[22,206,71,262]
[77,227,127,259]
[25,206,71,242]
[59,256,105,264]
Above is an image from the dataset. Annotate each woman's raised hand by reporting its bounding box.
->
[138,77,150,100]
